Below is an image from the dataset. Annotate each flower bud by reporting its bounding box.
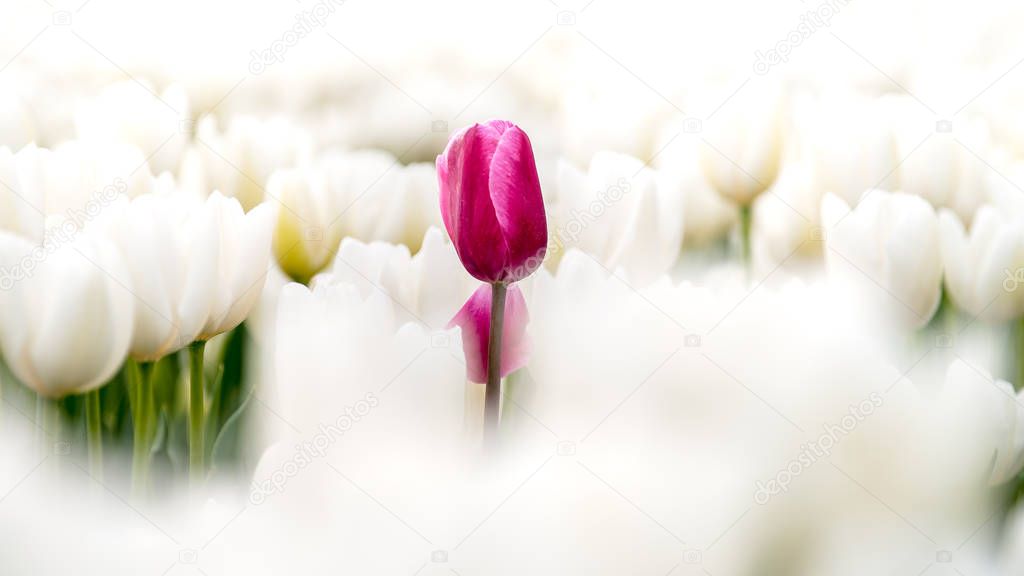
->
[437,120,547,283]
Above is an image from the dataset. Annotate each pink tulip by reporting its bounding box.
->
[448,284,530,384]
[437,120,547,284]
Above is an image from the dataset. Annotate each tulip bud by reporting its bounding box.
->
[821,191,942,329]
[0,230,134,398]
[553,151,684,285]
[111,192,219,360]
[448,284,530,384]
[197,192,274,340]
[939,205,1024,322]
[270,169,342,284]
[697,83,784,206]
[436,120,547,284]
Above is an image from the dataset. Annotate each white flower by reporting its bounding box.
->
[110,190,220,360]
[269,168,343,284]
[892,103,992,224]
[822,191,943,329]
[0,229,134,397]
[318,227,476,330]
[936,359,1024,485]
[939,204,1024,321]
[0,141,153,234]
[552,151,684,285]
[75,80,191,174]
[181,115,312,211]
[697,83,784,206]
[750,161,828,275]
[318,149,440,252]
[46,141,154,216]
[197,192,274,340]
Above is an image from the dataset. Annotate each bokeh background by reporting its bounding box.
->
[3,1,1024,575]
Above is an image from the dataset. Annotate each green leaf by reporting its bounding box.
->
[209,382,256,478]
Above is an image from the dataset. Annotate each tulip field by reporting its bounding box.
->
[3,0,1024,574]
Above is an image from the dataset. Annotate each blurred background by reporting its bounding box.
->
[3,0,1024,575]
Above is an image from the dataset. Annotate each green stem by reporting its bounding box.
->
[189,340,206,487]
[86,388,103,481]
[484,283,507,445]
[35,393,45,456]
[739,204,752,268]
[130,361,153,497]
[42,398,60,473]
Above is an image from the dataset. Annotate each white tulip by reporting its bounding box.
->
[269,168,342,284]
[181,115,312,211]
[197,192,274,340]
[22,140,153,219]
[111,191,220,360]
[320,227,476,330]
[698,83,784,205]
[552,151,684,285]
[0,141,151,243]
[937,359,1024,485]
[751,160,825,271]
[319,150,440,252]
[939,205,1024,321]
[893,104,992,224]
[822,191,942,328]
[0,229,134,398]
[75,80,191,174]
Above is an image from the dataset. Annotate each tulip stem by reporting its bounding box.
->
[739,204,752,268]
[130,361,153,497]
[484,283,507,444]
[189,340,206,487]
[86,388,103,481]
[34,393,45,455]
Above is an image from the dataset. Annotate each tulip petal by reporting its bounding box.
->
[448,284,530,384]
[448,125,507,281]
[488,125,547,281]
[438,121,547,283]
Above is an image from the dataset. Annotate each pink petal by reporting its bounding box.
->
[437,123,508,281]
[436,120,547,283]
[448,284,530,384]
[488,125,547,282]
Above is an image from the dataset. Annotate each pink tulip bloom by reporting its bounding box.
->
[448,284,530,384]
[437,120,547,284]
